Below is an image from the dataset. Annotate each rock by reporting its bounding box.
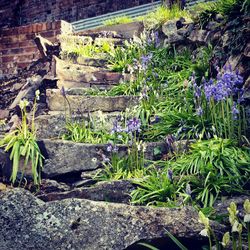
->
[79,21,144,39]
[38,179,70,194]
[46,89,138,112]
[0,188,225,250]
[35,111,121,139]
[37,180,134,203]
[214,195,250,219]
[0,109,9,119]
[222,31,232,48]
[8,75,43,110]
[205,21,220,31]
[54,57,130,89]
[243,43,250,58]
[39,140,167,178]
[164,33,184,45]
[162,19,185,44]
[188,29,211,45]
[162,20,178,36]
[0,149,11,179]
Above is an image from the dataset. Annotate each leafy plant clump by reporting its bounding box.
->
[171,138,250,207]
[0,93,44,185]
[103,16,133,26]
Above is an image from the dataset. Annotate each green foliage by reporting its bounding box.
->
[143,5,191,29]
[62,121,109,144]
[0,96,44,185]
[171,138,250,207]
[60,34,114,60]
[103,16,133,26]
[131,169,177,206]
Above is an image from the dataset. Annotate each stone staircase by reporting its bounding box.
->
[29,30,168,184]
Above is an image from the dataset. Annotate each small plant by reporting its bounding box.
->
[96,117,147,180]
[130,168,177,206]
[171,137,250,207]
[143,5,191,29]
[0,92,44,185]
[103,16,133,26]
[199,199,250,250]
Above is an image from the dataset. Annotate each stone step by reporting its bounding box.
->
[75,21,144,39]
[36,180,134,203]
[54,57,130,89]
[38,139,167,178]
[46,89,138,112]
[64,56,109,68]
[35,111,121,139]
[59,34,125,53]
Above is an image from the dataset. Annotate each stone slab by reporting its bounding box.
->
[39,139,167,177]
[0,188,225,250]
[35,111,121,139]
[46,89,138,112]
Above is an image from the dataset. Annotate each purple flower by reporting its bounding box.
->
[167,169,173,182]
[111,118,123,134]
[60,86,66,97]
[101,154,110,163]
[107,143,118,153]
[141,53,152,70]
[107,143,113,152]
[196,106,203,116]
[140,86,149,100]
[126,117,141,133]
[232,102,239,120]
[153,31,160,47]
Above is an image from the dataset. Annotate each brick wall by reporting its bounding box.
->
[0,0,158,28]
[0,20,73,77]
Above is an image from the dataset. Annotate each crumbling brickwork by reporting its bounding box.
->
[0,21,72,77]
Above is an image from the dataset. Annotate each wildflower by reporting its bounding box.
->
[221,232,230,248]
[165,134,175,151]
[111,118,123,134]
[244,199,250,223]
[19,99,29,110]
[185,183,192,196]
[196,106,203,116]
[232,102,239,120]
[139,86,149,100]
[126,117,141,133]
[35,90,40,101]
[167,169,173,182]
[140,53,152,70]
[199,228,209,237]
[60,86,66,97]
[107,143,113,152]
[101,154,110,163]
[198,211,209,228]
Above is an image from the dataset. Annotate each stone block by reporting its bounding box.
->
[46,89,139,112]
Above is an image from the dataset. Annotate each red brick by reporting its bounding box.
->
[2,56,14,63]
[39,30,55,38]
[19,40,35,47]
[17,62,31,69]
[10,48,23,54]
[22,47,37,53]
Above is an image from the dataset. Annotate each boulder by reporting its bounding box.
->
[37,180,134,203]
[188,29,211,45]
[39,140,168,178]
[0,188,225,250]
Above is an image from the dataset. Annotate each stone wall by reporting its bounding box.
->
[0,0,158,29]
[0,21,72,77]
